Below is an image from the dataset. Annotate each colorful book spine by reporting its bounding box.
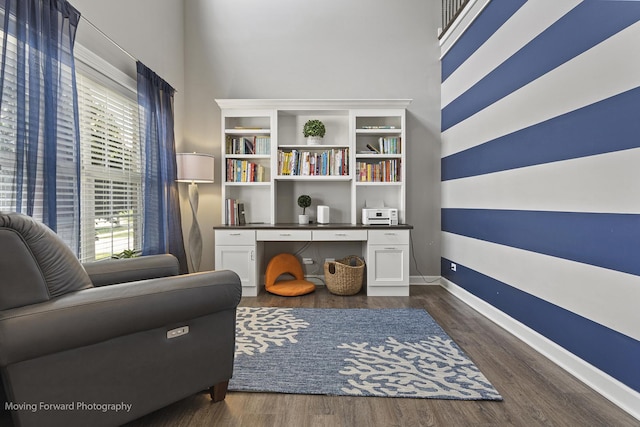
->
[377,137,401,154]
[277,148,349,176]
[226,135,271,155]
[225,198,247,225]
[355,159,401,182]
[226,159,266,182]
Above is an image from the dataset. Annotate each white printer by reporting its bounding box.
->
[362,208,398,226]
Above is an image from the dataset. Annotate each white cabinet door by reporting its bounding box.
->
[367,245,409,285]
[366,230,410,296]
[215,245,257,297]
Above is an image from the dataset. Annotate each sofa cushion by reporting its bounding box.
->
[0,229,49,310]
[0,213,92,309]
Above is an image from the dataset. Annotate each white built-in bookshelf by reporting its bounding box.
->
[216,99,411,226]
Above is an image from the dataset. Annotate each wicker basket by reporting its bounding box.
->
[323,255,365,296]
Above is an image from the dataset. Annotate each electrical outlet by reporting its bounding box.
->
[450,262,457,272]
[302,257,314,265]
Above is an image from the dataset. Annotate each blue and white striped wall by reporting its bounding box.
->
[440,0,640,417]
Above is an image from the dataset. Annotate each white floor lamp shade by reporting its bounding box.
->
[176,153,214,272]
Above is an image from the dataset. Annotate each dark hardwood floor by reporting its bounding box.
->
[123,285,639,427]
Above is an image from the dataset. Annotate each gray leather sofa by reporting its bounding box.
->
[0,212,242,427]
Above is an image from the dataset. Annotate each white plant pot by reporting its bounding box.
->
[306,136,323,145]
[298,214,310,225]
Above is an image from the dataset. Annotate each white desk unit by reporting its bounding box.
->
[214,224,412,297]
[214,99,413,297]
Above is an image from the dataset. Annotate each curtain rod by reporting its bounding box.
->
[79,14,178,93]
[80,15,137,62]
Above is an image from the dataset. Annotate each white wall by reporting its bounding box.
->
[184,0,442,274]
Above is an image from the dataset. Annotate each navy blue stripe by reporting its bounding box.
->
[441,257,640,393]
[441,87,640,181]
[442,1,640,131]
[441,0,526,83]
[441,209,640,277]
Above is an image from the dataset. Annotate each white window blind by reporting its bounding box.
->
[0,28,20,213]
[76,73,142,262]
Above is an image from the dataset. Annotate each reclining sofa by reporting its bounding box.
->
[0,212,242,426]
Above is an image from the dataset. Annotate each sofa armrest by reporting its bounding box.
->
[0,270,241,366]
[82,254,179,286]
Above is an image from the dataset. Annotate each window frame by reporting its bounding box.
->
[74,44,142,262]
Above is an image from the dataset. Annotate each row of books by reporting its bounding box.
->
[277,148,349,176]
[226,159,266,182]
[363,137,401,155]
[226,135,271,155]
[224,198,246,225]
[356,159,401,182]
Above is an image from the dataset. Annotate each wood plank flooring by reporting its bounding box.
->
[122,285,639,427]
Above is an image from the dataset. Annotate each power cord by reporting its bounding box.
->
[410,229,441,284]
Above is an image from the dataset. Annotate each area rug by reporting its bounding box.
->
[228,307,502,400]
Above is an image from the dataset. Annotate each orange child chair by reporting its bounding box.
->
[265,253,316,296]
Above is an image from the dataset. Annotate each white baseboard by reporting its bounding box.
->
[440,278,640,422]
[410,275,442,285]
[305,274,326,286]
[308,275,443,286]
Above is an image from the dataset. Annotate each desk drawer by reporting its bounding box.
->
[368,229,410,245]
[215,230,255,245]
[313,230,367,241]
[257,230,311,241]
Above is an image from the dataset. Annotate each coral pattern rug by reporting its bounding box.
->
[229,307,502,400]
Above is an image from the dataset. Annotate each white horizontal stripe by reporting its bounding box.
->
[442,0,580,107]
[442,20,640,157]
[442,232,640,341]
[442,148,640,214]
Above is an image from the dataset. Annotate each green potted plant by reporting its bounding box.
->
[111,249,140,259]
[303,119,325,145]
[297,194,312,224]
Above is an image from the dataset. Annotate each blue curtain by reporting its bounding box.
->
[0,0,82,253]
[137,61,187,273]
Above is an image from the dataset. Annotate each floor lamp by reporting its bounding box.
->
[176,152,215,272]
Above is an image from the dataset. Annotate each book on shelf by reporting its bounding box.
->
[356,159,401,182]
[226,135,271,155]
[226,159,266,182]
[365,143,380,154]
[237,203,246,226]
[225,198,247,225]
[277,148,349,176]
[377,137,400,154]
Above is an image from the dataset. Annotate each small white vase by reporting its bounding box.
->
[298,214,309,225]
[306,136,322,145]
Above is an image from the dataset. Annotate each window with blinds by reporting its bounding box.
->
[76,73,142,262]
[2,13,143,262]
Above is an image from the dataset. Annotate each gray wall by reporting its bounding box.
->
[184,0,442,275]
[72,0,185,144]
[69,0,442,276]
